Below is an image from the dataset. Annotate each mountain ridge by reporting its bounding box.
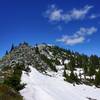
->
[0,42,100,100]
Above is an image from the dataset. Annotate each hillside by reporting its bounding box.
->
[20,66,100,100]
[0,42,100,100]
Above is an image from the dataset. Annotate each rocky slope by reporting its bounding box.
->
[0,42,100,100]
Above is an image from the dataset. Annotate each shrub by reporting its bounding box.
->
[0,84,23,100]
[4,63,26,91]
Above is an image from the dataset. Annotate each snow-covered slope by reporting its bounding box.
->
[20,66,100,100]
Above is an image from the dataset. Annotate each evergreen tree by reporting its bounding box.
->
[81,55,89,78]
[70,71,75,82]
[95,69,100,87]
[70,71,76,83]
[10,44,15,52]
[23,41,29,46]
[76,55,82,68]
[4,63,25,91]
[67,71,79,84]
[88,62,96,79]
[5,50,8,55]
[90,55,99,68]
[63,69,67,77]
[68,57,75,71]
[35,44,39,54]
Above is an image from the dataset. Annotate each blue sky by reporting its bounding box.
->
[0,0,100,57]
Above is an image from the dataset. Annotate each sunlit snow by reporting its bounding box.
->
[20,66,100,100]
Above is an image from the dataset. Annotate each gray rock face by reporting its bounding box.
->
[0,43,67,72]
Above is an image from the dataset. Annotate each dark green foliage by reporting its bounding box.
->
[2,66,12,71]
[76,55,82,68]
[0,84,23,100]
[4,75,25,91]
[10,44,15,52]
[69,71,79,84]
[84,66,88,75]
[88,64,96,77]
[64,64,68,70]
[35,44,39,54]
[82,55,89,76]
[63,70,79,84]
[63,69,67,77]
[40,54,57,72]
[94,69,100,87]
[4,63,26,91]
[86,58,96,78]
[81,55,88,68]
[51,46,68,59]
[24,66,31,72]
[5,50,9,55]
[50,59,60,65]
[64,74,70,82]
[90,55,99,68]
[68,57,75,71]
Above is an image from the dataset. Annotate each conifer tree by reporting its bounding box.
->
[68,57,75,71]
[5,50,8,55]
[95,69,100,87]
[90,55,99,68]
[63,69,67,77]
[10,44,15,52]
[88,62,96,79]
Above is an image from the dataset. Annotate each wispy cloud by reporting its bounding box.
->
[45,4,93,23]
[56,27,97,45]
[89,14,100,19]
[70,5,93,20]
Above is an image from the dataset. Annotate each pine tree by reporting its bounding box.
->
[68,57,75,71]
[35,44,39,54]
[90,55,99,68]
[10,44,15,52]
[63,70,70,82]
[95,69,100,87]
[5,50,8,55]
[88,62,96,79]
[70,71,75,83]
[88,55,98,77]
[76,55,82,68]
[81,55,89,79]
[23,41,28,45]
[63,69,67,77]
[69,71,79,84]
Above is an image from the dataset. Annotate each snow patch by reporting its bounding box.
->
[20,66,100,100]
[64,59,70,64]
[56,65,64,70]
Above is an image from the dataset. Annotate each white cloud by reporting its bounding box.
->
[57,35,85,45]
[89,14,100,19]
[56,27,97,45]
[45,5,62,22]
[49,9,62,21]
[70,5,93,20]
[45,5,93,23]
[77,27,97,35]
